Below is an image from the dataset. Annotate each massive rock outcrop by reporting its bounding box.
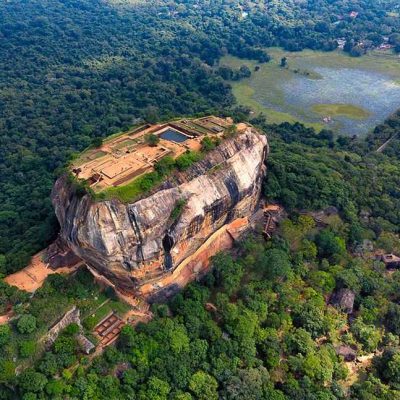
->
[52,126,268,299]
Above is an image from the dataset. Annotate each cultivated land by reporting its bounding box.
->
[70,116,232,194]
[221,48,400,135]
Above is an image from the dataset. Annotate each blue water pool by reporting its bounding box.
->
[160,128,189,143]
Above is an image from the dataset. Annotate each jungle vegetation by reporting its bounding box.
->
[1,1,400,399]
[1,0,399,273]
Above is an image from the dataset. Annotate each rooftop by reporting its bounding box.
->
[70,116,238,192]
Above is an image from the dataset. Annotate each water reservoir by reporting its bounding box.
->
[160,128,189,143]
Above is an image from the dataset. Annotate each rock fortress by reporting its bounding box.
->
[51,116,269,302]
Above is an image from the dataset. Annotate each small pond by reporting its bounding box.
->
[160,129,189,143]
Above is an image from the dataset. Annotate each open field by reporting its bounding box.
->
[221,48,400,135]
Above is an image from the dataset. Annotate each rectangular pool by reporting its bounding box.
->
[160,128,189,143]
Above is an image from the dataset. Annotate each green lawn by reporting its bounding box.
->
[84,299,131,327]
[95,170,162,202]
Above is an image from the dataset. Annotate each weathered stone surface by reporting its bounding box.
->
[45,306,81,348]
[331,288,356,314]
[52,127,268,297]
[45,237,82,268]
[336,345,357,361]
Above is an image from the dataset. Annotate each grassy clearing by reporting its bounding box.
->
[87,300,130,326]
[96,171,162,203]
[311,104,371,119]
[221,48,400,134]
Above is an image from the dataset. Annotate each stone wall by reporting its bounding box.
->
[44,306,81,348]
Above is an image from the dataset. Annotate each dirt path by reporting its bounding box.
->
[0,310,13,325]
[376,133,398,153]
[123,308,152,324]
[4,251,82,293]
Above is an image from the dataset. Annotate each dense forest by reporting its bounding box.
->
[1,0,400,273]
[1,0,400,398]
[365,109,400,158]
[3,127,400,397]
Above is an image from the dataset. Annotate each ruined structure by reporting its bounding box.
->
[380,253,400,269]
[52,117,268,300]
[44,306,95,353]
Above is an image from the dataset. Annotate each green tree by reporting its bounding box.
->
[212,252,244,295]
[0,360,15,383]
[145,133,160,147]
[189,371,218,400]
[19,340,36,358]
[45,379,69,396]
[141,377,170,400]
[377,348,400,386]
[260,248,292,282]
[315,230,346,261]
[155,156,176,176]
[38,353,59,377]
[173,393,193,400]
[175,151,202,171]
[222,367,272,399]
[18,370,48,393]
[91,137,103,148]
[285,328,316,356]
[0,324,11,347]
[351,319,382,352]
[201,136,216,152]
[17,314,37,334]
[385,303,400,335]
[0,254,6,275]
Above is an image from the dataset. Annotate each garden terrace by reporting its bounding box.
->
[70,116,234,193]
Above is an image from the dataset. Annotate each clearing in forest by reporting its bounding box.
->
[221,48,400,135]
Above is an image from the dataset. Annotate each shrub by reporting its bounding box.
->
[0,360,15,383]
[0,325,11,347]
[175,151,202,171]
[169,199,186,222]
[64,323,80,336]
[155,156,175,176]
[17,314,37,335]
[201,136,216,152]
[19,340,36,358]
[144,133,160,147]
[83,316,97,331]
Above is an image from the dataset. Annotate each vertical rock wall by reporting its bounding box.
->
[52,127,268,298]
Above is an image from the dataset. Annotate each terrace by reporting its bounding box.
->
[71,116,233,193]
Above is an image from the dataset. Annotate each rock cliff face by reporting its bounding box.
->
[52,127,268,298]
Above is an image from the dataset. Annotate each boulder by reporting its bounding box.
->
[52,127,268,298]
[331,288,356,314]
